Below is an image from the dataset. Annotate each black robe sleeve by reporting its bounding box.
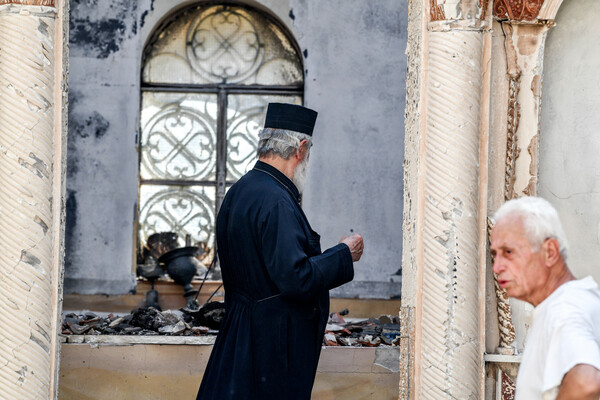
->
[260,199,354,300]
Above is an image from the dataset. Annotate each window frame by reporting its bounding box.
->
[136,2,305,269]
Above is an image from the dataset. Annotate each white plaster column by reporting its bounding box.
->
[0,1,67,399]
[404,1,492,398]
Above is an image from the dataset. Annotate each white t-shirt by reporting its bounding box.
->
[515,276,600,400]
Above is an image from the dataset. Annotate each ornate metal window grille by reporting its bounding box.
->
[138,3,303,265]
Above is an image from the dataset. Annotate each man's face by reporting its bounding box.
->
[490,216,549,306]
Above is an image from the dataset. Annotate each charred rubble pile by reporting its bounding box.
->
[62,306,401,347]
[61,302,225,336]
[324,310,401,347]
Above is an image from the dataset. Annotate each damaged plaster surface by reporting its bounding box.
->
[401,0,424,308]
[374,347,401,373]
[66,0,408,298]
[65,0,147,294]
[501,22,550,199]
[399,0,425,394]
[431,0,486,21]
[69,0,138,59]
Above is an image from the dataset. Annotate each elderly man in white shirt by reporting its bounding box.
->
[490,196,600,400]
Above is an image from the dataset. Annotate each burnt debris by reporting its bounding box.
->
[62,306,401,347]
[324,311,401,347]
[62,303,225,336]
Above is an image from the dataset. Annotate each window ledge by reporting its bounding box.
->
[60,334,216,346]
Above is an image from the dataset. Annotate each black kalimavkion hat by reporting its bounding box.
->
[264,103,318,136]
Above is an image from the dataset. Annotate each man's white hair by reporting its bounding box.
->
[493,196,569,260]
[256,128,312,160]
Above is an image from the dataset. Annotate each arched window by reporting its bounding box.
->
[138,3,303,266]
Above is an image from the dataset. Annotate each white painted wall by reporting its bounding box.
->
[65,0,407,297]
[539,0,600,282]
[301,1,407,298]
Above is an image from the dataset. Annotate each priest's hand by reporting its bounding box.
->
[339,234,364,262]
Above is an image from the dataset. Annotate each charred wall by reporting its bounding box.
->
[65,0,408,298]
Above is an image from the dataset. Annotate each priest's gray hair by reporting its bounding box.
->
[256,128,312,160]
[493,196,569,260]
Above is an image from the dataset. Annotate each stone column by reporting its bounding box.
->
[402,0,492,398]
[0,1,67,399]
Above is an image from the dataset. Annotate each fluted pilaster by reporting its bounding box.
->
[0,3,64,399]
[418,27,484,400]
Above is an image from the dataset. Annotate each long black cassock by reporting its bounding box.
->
[197,160,354,400]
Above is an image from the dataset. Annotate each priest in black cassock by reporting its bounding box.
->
[196,103,364,400]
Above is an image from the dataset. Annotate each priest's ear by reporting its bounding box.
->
[298,139,310,161]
